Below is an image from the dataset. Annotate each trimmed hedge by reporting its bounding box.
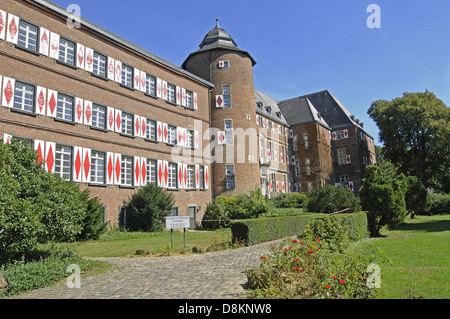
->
[231,212,369,245]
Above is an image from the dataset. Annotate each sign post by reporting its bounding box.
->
[165,216,190,248]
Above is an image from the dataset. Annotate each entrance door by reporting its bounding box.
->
[187,205,197,229]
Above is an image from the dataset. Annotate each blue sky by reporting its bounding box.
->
[53,0,450,145]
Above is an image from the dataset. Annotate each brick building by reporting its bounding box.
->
[0,1,375,228]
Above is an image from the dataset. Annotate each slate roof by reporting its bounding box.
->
[34,0,214,88]
[278,96,330,130]
[254,89,288,126]
[280,90,373,138]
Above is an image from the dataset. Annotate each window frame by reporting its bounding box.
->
[90,150,106,185]
[92,51,107,79]
[13,81,35,113]
[167,162,177,189]
[167,125,176,145]
[146,158,157,185]
[121,112,134,136]
[91,103,107,130]
[58,37,76,67]
[222,85,231,108]
[120,155,133,187]
[121,64,133,88]
[145,74,157,97]
[17,19,39,53]
[225,164,235,189]
[56,92,74,122]
[167,83,176,104]
[55,144,72,181]
[145,118,157,141]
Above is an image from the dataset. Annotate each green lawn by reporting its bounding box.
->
[70,229,233,258]
[369,215,450,299]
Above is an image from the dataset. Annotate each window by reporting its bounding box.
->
[56,93,73,121]
[167,125,176,145]
[59,38,75,66]
[259,138,265,160]
[226,165,235,189]
[121,155,133,186]
[167,162,177,189]
[145,119,156,140]
[186,165,195,189]
[18,21,38,52]
[295,166,300,176]
[167,84,175,103]
[121,112,133,136]
[14,82,34,113]
[169,207,179,217]
[91,151,105,184]
[222,85,231,107]
[337,148,347,165]
[185,91,193,109]
[93,52,107,78]
[55,145,72,181]
[146,159,157,185]
[224,120,233,144]
[186,130,193,148]
[199,166,205,190]
[339,175,350,188]
[268,141,274,160]
[121,64,133,88]
[92,104,106,129]
[146,75,156,96]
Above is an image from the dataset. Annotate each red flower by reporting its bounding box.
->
[325,285,331,289]
[339,279,346,284]
[294,267,303,272]
[317,239,322,243]
[332,276,337,280]
[293,259,298,263]
[293,239,299,243]
[260,255,267,261]
[308,250,313,254]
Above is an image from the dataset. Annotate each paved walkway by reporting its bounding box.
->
[12,241,279,299]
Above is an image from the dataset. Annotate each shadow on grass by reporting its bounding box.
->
[391,218,450,233]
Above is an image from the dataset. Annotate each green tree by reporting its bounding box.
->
[359,165,408,237]
[126,183,175,232]
[368,90,450,192]
[305,185,360,214]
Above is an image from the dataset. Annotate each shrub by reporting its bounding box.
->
[126,183,175,232]
[427,193,450,215]
[359,165,408,237]
[303,217,350,253]
[306,185,361,214]
[404,175,428,217]
[270,193,308,209]
[76,190,109,241]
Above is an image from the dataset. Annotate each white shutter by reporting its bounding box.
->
[133,68,140,90]
[349,181,354,192]
[133,156,141,187]
[194,130,199,149]
[82,148,91,183]
[34,139,45,165]
[195,164,200,189]
[35,86,47,116]
[346,155,351,164]
[193,92,198,110]
[85,47,94,73]
[38,27,50,56]
[140,157,147,187]
[177,127,183,146]
[49,32,60,59]
[3,133,11,145]
[156,78,162,98]
[46,89,57,117]
[183,164,187,190]
[134,114,140,138]
[140,116,147,139]
[181,88,186,107]
[106,106,115,131]
[164,161,169,188]
[114,153,122,185]
[162,80,167,100]
[256,115,259,126]
[289,129,294,138]
[217,131,226,145]
[72,146,83,183]
[216,95,224,108]
[162,122,168,143]
[74,97,84,124]
[2,77,15,108]
[139,71,146,93]
[114,60,122,83]
[176,86,181,105]
[282,182,286,193]
[6,14,19,44]
[204,165,209,189]
[156,121,162,142]
[157,160,163,187]
[114,109,122,133]
[84,100,93,126]
[344,129,349,139]
[76,43,85,69]
[0,10,6,40]
[107,57,115,81]
[45,142,56,173]
[182,128,187,147]
[106,152,114,185]
[332,131,337,140]
[178,163,184,189]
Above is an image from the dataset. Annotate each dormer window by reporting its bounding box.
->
[257,102,263,109]
[265,106,271,114]
[276,111,281,119]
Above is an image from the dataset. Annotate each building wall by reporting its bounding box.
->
[0,0,212,226]
[184,49,261,198]
[290,122,332,193]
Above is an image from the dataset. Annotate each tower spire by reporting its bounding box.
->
[216,18,219,28]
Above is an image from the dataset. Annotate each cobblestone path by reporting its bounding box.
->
[12,241,278,299]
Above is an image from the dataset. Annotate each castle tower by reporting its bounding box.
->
[182,20,261,198]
